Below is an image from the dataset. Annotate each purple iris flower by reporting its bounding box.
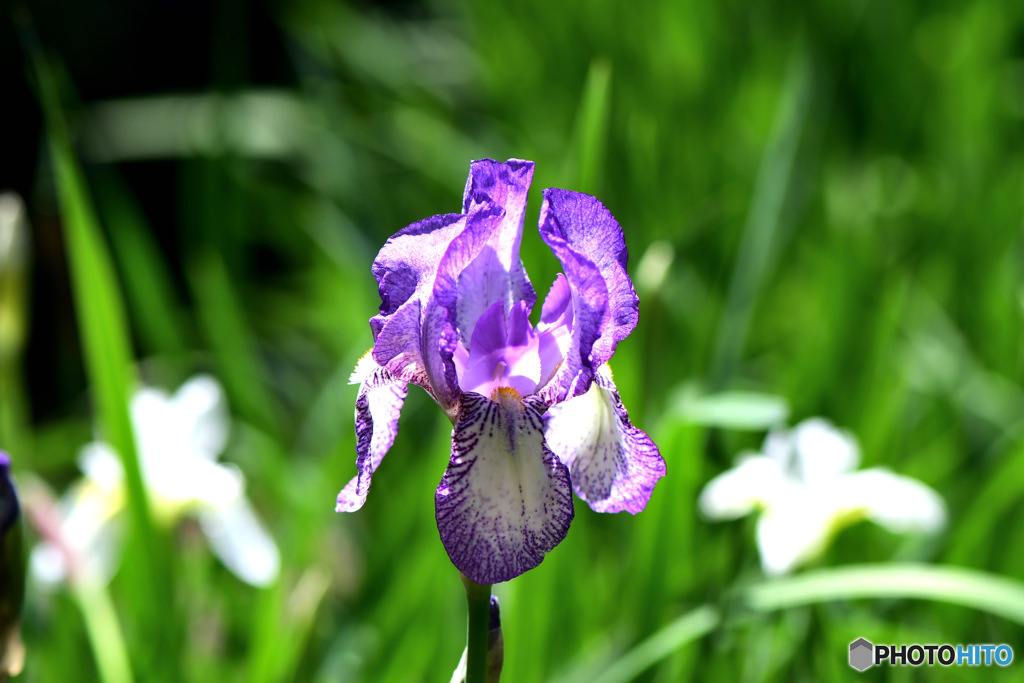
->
[338,159,666,584]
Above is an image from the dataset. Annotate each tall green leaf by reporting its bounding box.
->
[33,52,173,678]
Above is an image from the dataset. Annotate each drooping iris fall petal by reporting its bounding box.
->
[544,366,665,514]
[435,392,574,584]
[336,353,408,512]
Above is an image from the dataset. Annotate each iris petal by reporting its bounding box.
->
[167,375,229,459]
[535,275,574,391]
[539,189,638,370]
[756,501,832,576]
[544,365,665,514]
[536,215,607,404]
[372,213,468,321]
[200,496,281,587]
[837,468,946,534]
[369,211,468,407]
[435,391,574,584]
[456,301,541,397]
[336,354,409,512]
[428,161,537,409]
[697,455,787,520]
[792,418,860,484]
[459,158,537,325]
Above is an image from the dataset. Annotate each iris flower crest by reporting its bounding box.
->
[338,159,666,584]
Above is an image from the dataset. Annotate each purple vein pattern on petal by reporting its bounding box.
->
[436,391,574,584]
[337,354,409,512]
[544,365,665,514]
[370,211,467,391]
[537,193,609,405]
[539,189,638,369]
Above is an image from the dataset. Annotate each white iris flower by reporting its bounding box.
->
[699,418,945,576]
[31,375,280,587]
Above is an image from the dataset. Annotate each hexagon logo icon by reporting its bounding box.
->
[849,638,874,671]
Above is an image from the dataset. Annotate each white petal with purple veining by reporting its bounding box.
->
[544,365,665,514]
[436,391,573,584]
[336,352,409,512]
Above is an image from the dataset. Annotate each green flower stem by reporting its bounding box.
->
[461,575,492,683]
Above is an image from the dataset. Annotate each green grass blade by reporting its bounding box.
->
[710,45,815,387]
[745,564,1024,625]
[566,58,613,195]
[189,250,280,434]
[584,606,720,683]
[33,50,172,677]
[35,56,153,551]
[96,174,189,358]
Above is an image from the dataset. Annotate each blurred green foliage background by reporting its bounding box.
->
[3,0,1024,680]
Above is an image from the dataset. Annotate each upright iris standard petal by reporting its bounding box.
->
[337,353,409,512]
[455,301,542,398]
[544,366,665,514]
[539,189,638,369]
[456,159,537,340]
[428,161,537,411]
[172,375,231,459]
[792,418,860,484]
[436,391,574,584]
[535,225,608,403]
[535,274,574,388]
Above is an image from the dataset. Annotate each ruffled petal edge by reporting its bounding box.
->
[336,353,409,512]
[544,365,665,514]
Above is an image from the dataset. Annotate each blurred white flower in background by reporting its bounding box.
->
[699,417,945,576]
[30,375,280,588]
